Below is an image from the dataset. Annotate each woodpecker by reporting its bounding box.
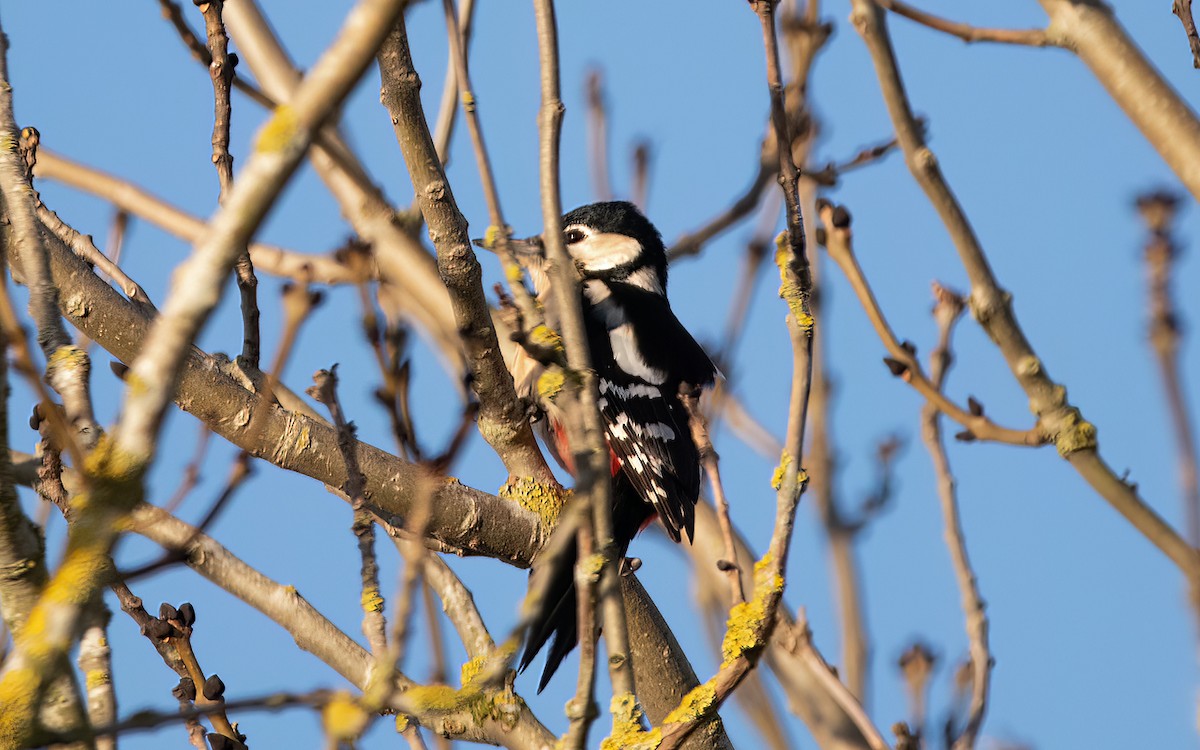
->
[490,201,716,691]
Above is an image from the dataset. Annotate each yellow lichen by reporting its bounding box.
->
[46,345,87,377]
[504,261,525,284]
[528,324,563,352]
[581,553,606,577]
[395,714,410,733]
[774,234,815,331]
[500,477,568,527]
[770,452,808,497]
[85,669,110,690]
[323,691,369,742]
[537,369,566,402]
[460,654,487,688]
[361,586,384,614]
[0,666,38,746]
[255,105,299,154]
[1054,409,1097,457]
[720,554,783,665]
[770,452,791,491]
[663,677,718,725]
[600,692,661,750]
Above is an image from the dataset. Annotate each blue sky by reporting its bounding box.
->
[3,1,1198,748]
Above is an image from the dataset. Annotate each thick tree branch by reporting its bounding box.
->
[376,14,556,486]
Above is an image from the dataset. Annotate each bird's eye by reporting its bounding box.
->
[564,228,585,245]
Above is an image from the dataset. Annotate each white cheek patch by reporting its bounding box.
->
[570,232,643,272]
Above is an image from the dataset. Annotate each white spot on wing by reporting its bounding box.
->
[608,324,666,384]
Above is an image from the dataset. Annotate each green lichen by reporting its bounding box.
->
[774,234,814,332]
[663,677,718,726]
[255,104,299,154]
[600,692,661,750]
[1054,408,1097,457]
[500,477,568,527]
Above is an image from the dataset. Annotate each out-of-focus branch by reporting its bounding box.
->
[1173,0,1200,69]
[77,607,117,750]
[876,0,1051,46]
[586,68,613,202]
[657,0,818,743]
[377,13,556,486]
[531,0,640,728]
[631,139,650,211]
[1138,191,1200,549]
[668,157,774,261]
[35,150,364,286]
[1035,0,1200,201]
[432,0,478,162]
[686,501,877,750]
[921,283,991,750]
[850,0,1200,584]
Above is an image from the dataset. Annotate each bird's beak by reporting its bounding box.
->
[470,234,545,259]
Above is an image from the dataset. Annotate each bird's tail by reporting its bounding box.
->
[518,473,650,692]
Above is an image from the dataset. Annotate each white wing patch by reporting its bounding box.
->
[608,324,667,384]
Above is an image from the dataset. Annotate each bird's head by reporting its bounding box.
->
[476,201,668,295]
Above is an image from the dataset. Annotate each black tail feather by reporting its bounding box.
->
[519,475,654,691]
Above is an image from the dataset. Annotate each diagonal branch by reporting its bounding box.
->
[850,0,1200,585]
[376,13,556,486]
[876,0,1053,46]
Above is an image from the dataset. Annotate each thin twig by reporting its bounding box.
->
[657,0,818,743]
[531,0,638,716]
[586,68,612,202]
[561,523,600,750]
[819,202,1045,447]
[311,367,388,657]
[199,0,261,369]
[432,0,478,162]
[682,388,744,604]
[922,282,991,750]
[1137,191,1200,549]
[631,139,650,211]
[876,0,1052,46]
[1173,0,1200,69]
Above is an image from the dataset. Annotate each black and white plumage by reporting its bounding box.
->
[493,201,716,691]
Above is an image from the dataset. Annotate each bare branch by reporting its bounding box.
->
[377,13,556,485]
[877,0,1052,46]
[1173,0,1200,69]
[921,283,991,750]
[850,0,1200,584]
